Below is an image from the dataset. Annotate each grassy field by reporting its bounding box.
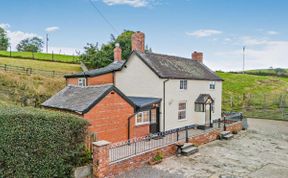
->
[217,72,288,120]
[0,71,65,106]
[0,50,80,63]
[0,57,81,73]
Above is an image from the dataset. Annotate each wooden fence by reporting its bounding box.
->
[0,64,70,77]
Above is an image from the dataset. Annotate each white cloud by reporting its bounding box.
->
[0,23,10,29]
[266,30,279,35]
[1,24,41,50]
[213,37,288,71]
[45,26,59,33]
[102,0,149,7]
[186,29,222,38]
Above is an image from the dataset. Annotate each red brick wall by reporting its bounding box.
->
[134,124,150,138]
[66,77,78,85]
[66,73,113,86]
[189,129,220,146]
[108,145,176,177]
[83,91,134,143]
[87,73,113,85]
[226,122,243,133]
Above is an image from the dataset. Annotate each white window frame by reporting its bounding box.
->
[178,101,187,120]
[209,81,216,90]
[78,78,86,87]
[135,111,150,126]
[180,80,188,90]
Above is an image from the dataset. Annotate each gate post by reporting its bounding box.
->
[93,140,111,178]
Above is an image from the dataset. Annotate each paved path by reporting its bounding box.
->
[117,119,288,178]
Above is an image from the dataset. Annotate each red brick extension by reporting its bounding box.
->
[83,90,149,143]
[92,122,243,178]
[66,73,114,86]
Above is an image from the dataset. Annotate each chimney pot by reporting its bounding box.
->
[131,31,145,53]
[192,51,203,63]
[114,43,122,61]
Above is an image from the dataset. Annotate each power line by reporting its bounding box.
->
[88,0,118,34]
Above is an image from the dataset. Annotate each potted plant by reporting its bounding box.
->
[149,151,164,165]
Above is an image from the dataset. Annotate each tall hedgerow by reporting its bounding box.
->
[0,106,89,178]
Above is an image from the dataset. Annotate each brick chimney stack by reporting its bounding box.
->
[131,31,145,53]
[192,51,203,63]
[114,43,122,61]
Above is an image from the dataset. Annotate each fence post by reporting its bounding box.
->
[176,129,179,141]
[185,126,188,143]
[218,118,221,128]
[223,117,226,131]
[93,140,111,178]
[4,64,7,71]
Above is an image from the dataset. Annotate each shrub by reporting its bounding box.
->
[153,151,164,162]
[0,106,89,178]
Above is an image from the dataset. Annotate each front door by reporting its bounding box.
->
[150,108,160,134]
[205,104,211,127]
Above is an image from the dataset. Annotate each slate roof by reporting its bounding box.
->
[128,97,161,108]
[135,51,223,81]
[65,51,222,81]
[195,94,214,104]
[42,84,133,114]
[65,60,125,78]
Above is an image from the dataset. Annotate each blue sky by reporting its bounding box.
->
[1,0,288,71]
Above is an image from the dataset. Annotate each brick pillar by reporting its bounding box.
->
[92,140,111,178]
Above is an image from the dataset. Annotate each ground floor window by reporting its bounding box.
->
[135,111,150,125]
[150,109,157,123]
[195,103,204,112]
[178,102,186,120]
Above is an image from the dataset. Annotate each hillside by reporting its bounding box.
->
[0,57,81,106]
[217,72,288,120]
[0,50,80,63]
[0,57,81,73]
[0,71,65,106]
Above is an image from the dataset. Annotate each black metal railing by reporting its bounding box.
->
[108,124,218,163]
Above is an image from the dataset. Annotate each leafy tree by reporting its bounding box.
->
[0,27,9,51]
[16,37,44,52]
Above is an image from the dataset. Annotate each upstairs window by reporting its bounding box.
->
[178,102,186,120]
[78,78,86,87]
[209,81,216,89]
[180,80,187,90]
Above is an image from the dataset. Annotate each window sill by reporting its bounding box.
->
[178,118,188,122]
[135,123,150,127]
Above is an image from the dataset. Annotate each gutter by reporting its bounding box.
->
[127,113,137,143]
[163,79,169,132]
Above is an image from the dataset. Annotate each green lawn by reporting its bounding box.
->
[0,51,80,63]
[0,57,81,73]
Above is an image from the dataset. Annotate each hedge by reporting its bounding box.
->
[0,106,89,178]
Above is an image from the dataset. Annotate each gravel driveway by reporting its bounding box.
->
[117,119,288,178]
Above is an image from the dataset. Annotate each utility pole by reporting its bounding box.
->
[46,33,49,53]
[242,46,246,74]
[9,45,11,57]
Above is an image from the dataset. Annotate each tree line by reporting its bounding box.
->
[0,27,44,52]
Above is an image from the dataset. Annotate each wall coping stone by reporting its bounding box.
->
[93,140,111,147]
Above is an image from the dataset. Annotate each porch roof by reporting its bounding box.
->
[128,96,161,110]
[195,94,214,104]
